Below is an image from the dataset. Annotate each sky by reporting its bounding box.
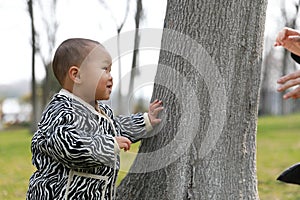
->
[0,0,32,85]
[0,0,167,86]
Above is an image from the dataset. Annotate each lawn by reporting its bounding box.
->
[0,113,300,199]
[0,128,35,199]
[257,114,300,199]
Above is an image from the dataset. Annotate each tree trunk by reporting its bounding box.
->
[117,0,267,199]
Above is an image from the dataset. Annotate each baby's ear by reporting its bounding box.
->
[69,66,81,83]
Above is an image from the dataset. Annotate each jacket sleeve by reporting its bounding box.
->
[113,113,153,143]
[32,108,117,169]
[98,103,153,143]
[291,53,300,64]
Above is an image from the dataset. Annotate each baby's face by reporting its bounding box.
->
[78,45,113,101]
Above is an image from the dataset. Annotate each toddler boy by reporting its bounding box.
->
[26,38,163,200]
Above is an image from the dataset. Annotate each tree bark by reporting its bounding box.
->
[117,0,267,199]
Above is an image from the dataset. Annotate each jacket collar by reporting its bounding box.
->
[59,89,101,116]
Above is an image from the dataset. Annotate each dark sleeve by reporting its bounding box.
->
[291,53,300,64]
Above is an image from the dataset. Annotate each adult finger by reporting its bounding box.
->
[277,70,300,84]
[277,28,288,42]
[284,27,300,36]
[275,28,300,46]
[283,86,300,99]
[274,41,283,47]
[288,35,300,43]
[278,78,300,92]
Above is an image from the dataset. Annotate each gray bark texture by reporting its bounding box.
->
[117,0,267,199]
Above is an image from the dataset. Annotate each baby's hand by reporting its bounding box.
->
[148,99,164,126]
[115,136,131,152]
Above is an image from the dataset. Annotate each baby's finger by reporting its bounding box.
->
[150,106,164,117]
[149,99,159,108]
[150,118,162,126]
[149,103,161,113]
[125,143,131,151]
[150,100,163,110]
[126,139,131,150]
[154,106,164,115]
[122,141,131,151]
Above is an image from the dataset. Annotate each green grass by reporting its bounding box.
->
[1,113,300,199]
[117,142,140,186]
[257,114,300,200]
[0,128,35,200]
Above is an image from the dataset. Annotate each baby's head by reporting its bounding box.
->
[52,38,113,103]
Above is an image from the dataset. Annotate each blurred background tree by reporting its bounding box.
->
[260,0,300,115]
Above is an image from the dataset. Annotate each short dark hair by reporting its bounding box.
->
[52,38,100,86]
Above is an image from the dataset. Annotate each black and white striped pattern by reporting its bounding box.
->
[26,90,147,199]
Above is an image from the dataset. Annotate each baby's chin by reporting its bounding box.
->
[96,96,111,101]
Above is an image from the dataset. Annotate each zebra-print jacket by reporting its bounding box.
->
[26,89,152,200]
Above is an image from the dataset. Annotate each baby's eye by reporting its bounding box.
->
[102,64,112,72]
[103,66,112,72]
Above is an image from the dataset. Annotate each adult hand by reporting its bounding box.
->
[274,27,300,56]
[148,99,164,126]
[277,70,300,99]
